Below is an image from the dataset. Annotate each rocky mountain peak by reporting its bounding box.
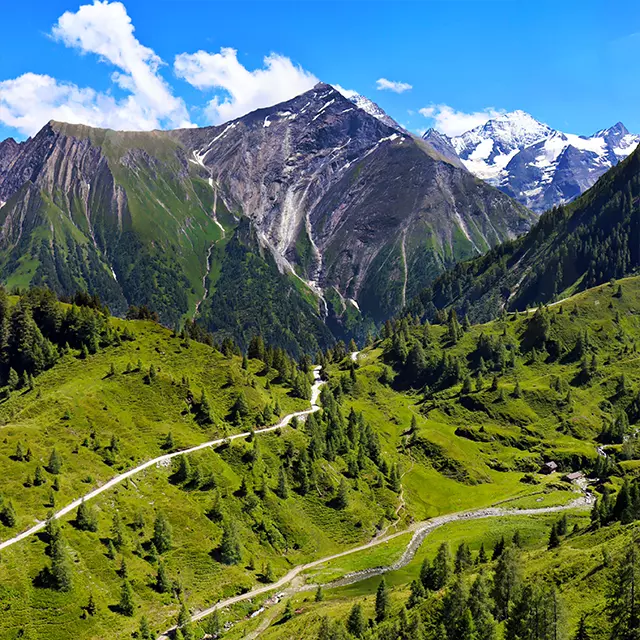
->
[421,128,463,166]
[594,121,629,139]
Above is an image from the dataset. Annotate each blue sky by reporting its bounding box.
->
[1,0,639,141]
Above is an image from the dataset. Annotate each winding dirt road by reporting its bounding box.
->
[159,490,592,638]
[0,368,325,553]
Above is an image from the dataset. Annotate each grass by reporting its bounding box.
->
[3,276,640,638]
[0,317,399,640]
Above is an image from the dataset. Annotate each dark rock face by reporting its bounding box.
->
[174,83,534,321]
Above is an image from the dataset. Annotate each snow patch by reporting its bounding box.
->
[312,99,335,121]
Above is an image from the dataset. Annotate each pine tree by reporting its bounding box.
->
[86,593,97,616]
[174,456,191,483]
[375,577,390,622]
[51,535,73,591]
[346,602,366,637]
[315,585,324,602]
[512,529,522,548]
[111,511,125,549]
[492,535,505,560]
[282,599,294,622]
[138,616,151,640]
[469,570,497,640]
[477,543,488,564]
[177,601,191,639]
[336,477,349,509]
[548,523,560,549]
[220,521,242,565]
[7,367,19,390]
[119,556,129,580]
[264,561,275,583]
[1,500,16,527]
[432,541,452,589]
[420,557,432,589]
[153,513,173,553]
[204,608,222,637]
[277,467,289,499]
[14,442,24,461]
[455,542,473,573]
[607,545,640,638]
[76,500,98,532]
[33,465,45,486]
[163,432,174,451]
[389,463,402,493]
[118,580,135,616]
[492,545,522,620]
[513,379,522,399]
[443,573,468,637]
[407,578,425,608]
[47,448,62,474]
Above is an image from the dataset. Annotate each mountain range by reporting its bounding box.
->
[409,139,640,323]
[0,83,533,353]
[422,111,640,213]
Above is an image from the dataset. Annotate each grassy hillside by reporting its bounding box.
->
[208,275,640,640]
[3,277,640,639]
[0,290,396,640]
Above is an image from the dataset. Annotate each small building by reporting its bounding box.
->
[563,471,584,483]
[540,461,558,474]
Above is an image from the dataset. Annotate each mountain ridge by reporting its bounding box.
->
[408,141,640,323]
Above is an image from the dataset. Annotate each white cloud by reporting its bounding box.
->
[376,78,412,93]
[0,0,191,137]
[174,48,318,124]
[332,84,359,99]
[419,104,504,137]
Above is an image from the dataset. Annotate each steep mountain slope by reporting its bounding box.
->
[173,83,534,324]
[426,112,640,213]
[0,122,223,324]
[0,83,533,350]
[346,93,405,132]
[409,144,640,322]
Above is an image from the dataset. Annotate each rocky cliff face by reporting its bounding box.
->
[173,83,534,322]
[0,82,534,349]
[0,122,220,322]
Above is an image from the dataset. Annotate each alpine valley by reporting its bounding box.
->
[4,61,640,640]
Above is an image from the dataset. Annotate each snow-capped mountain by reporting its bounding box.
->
[452,111,553,182]
[425,112,640,213]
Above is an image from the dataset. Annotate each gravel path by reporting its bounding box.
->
[0,368,325,553]
[158,491,593,638]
